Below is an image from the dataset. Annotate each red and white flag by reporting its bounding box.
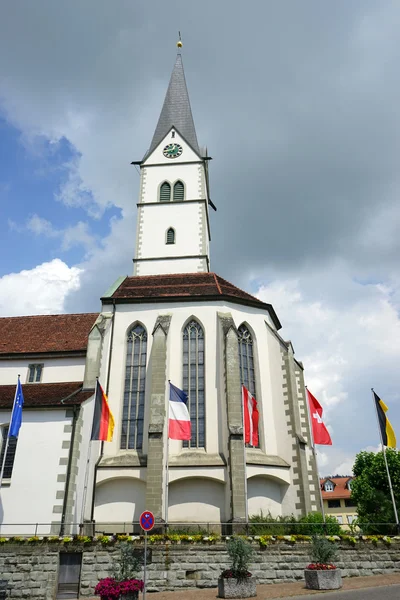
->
[242,385,259,447]
[307,389,332,445]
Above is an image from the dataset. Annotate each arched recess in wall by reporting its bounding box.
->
[168,477,225,523]
[121,322,147,450]
[237,322,260,448]
[159,181,171,202]
[182,317,205,449]
[247,475,288,519]
[94,478,146,526]
[173,180,185,201]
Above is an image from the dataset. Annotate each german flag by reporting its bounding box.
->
[374,391,397,448]
[90,380,115,442]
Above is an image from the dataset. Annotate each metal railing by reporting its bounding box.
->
[0,521,398,537]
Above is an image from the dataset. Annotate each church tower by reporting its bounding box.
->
[132,49,211,276]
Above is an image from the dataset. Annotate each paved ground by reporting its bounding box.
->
[116,573,400,599]
[288,584,400,600]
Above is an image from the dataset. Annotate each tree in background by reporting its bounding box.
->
[352,449,400,534]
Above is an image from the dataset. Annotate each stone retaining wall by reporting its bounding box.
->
[0,541,400,598]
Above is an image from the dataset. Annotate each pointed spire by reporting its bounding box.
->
[148,52,200,156]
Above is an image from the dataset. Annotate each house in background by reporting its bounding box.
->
[0,314,98,534]
[320,476,357,527]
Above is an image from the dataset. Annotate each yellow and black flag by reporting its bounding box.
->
[374,391,397,448]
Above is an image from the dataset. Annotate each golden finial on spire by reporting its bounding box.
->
[177,31,183,49]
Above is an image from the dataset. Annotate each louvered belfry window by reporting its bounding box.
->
[160,181,171,202]
[182,320,205,448]
[238,324,259,447]
[121,324,147,450]
[166,228,175,244]
[0,426,17,479]
[173,181,184,201]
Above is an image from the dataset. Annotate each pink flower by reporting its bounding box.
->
[306,563,336,571]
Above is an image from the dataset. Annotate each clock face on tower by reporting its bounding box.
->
[163,143,183,159]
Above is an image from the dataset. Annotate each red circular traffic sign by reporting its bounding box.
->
[139,510,155,532]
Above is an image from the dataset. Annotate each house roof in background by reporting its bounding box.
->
[0,382,94,409]
[320,476,353,499]
[104,272,282,330]
[0,313,98,356]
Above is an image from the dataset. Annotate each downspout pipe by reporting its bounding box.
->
[90,300,116,524]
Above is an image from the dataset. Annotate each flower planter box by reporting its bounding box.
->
[218,576,257,598]
[304,569,342,590]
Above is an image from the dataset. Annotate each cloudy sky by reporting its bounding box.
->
[1,1,399,476]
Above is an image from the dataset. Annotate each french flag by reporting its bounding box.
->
[243,385,259,447]
[169,382,191,440]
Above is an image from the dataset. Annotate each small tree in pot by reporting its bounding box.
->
[218,536,256,599]
[95,543,144,600]
[304,536,342,590]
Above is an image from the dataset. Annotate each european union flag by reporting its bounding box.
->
[9,379,24,438]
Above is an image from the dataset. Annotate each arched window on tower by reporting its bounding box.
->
[173,180,184,201]
[166,228,175,244]
[238,324,259,447]
[160,181,171,202]
[121,323,147,450]
[182,319,205,448]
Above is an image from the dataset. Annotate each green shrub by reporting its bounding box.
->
[298,512,342,536]
[249,511,342,536]
[113,543,142,581]
[226,536,254,578]
[310,536,338,565]
[248,511,297,535]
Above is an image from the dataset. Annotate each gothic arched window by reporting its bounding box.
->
[238,324,256,396]
[173,180,184,201]
[121,323,147,450]
[166,227,175,244]
[182,319,205,448]
[238,324,259,447]
[160,181,171,202]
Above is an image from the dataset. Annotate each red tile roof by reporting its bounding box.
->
[0,382,94,409]
[0,313,98,356]
[320,477,353,499]
[105,273,281,330]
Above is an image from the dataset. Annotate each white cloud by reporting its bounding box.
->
[26,215,58,237]
[256,266,400,475]
[23,214,96,253]
[0,259,82,316]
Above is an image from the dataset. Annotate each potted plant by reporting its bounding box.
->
[94,577,120,600]
[304,536,342,590]
[218,536,256,598]
[94,543,144,600]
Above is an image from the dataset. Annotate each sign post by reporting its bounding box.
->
[139,510,155,600]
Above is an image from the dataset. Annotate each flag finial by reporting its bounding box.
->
[177,31,183,49]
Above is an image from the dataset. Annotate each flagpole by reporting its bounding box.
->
[241,385,249,524]
[80,379,99,532]
[305,387,326,524]
[371,388,399,532]
[165,381,170,527]
[0,375,20,490]
[80,423,94,528]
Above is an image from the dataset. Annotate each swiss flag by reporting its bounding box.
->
[307,389,332,445]
[242,385,259,447]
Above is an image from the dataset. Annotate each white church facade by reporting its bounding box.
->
[0,50,320,535]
